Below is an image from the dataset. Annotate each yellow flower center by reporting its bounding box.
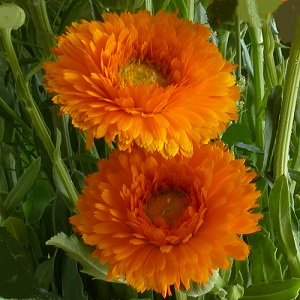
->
[119,60,169,88]
[144,190,188,228]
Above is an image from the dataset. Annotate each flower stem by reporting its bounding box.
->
[24,0,56,58]
[273,16,300,180]
[234,14,242,81]
[0,27,78,211]
[175,290,187,300]
[262,18,278,89]
[248,25,265,167]
[186,0,194,22]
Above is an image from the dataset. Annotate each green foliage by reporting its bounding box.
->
[242,279,300,300]
[46,232,114,282]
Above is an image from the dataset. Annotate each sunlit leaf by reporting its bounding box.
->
[269,175,300,277]
[46,232,123,283]
[242,279,300,299]
[248,231,282,284]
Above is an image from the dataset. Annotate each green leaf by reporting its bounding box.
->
[23,178,54,224]
[58,0,93,33]
[46,232,123,283]
[0,96,31,133]
[34,257,55,290]
[222,122,252,146]
[52,193,72,235]
[62,256,88,300]
[0,227,35,299]
[248,232,282,284]
[262,86,282,173]
[3,217,29,249]
[110,282,138,299]
[289,169,300,185]
[4,157,41,212]
[269,175,300,277]
[242,279,300,299]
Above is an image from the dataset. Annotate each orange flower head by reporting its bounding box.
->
[43,10,240,158]
[70,142,262,297]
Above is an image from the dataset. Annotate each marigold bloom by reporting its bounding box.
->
[43,10,240,158]
[70,142,262,297]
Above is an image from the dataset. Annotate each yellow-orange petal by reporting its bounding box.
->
[70,141,262,296]
[44,10,240,158]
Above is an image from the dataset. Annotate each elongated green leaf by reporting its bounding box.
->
[46,232,123,283]
[62,256,88,300]
[248,232,282,284]
[58,0,92,33]
[4,157,41,212]
[0,227,34,299]
[3,217,29,249]
[269,175,300,276]
[0,96,31,133]
[289,169,300,185]
[0,227,66,299]
[242,279,300,299]
[34,257,55,290]
[262,86,282,173]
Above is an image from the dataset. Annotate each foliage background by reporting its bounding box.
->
[1,0,300,299]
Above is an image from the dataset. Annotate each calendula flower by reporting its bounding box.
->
[43,10,240,158]
[70,142,262,297]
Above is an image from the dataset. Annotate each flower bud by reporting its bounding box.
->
[0,3,25,30]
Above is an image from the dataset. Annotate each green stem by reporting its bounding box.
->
[1,27,78,211]
[186,0,194,22]
[145,0,153,13]
[274,16,300,179]
[175,290,187,300]
[25,0,76,178]
[248,25,265,167]
[25,0,56,58]
[218,30,230,60]
[234,14,242,81]
[262,19,278,89]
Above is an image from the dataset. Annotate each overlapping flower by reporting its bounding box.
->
[70,143,262,297]
[43,10,240,158]
[44,9,262,298]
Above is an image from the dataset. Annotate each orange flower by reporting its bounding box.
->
[43,10,240,158]
[70,142,262,297]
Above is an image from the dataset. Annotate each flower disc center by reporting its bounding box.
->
[119,60,168,88]
[144,190,188,228]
